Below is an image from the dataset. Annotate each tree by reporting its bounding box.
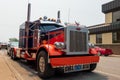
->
[9,38,19,42]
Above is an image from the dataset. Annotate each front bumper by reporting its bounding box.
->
[50,56,99,68]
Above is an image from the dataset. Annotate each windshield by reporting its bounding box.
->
[39,24,63,32]
[10,42,18,47]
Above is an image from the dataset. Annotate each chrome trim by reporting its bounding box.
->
[66,26,89,55]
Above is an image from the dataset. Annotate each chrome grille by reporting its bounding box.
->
[70,31,87,52]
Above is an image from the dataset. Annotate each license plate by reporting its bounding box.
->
[64,66,74,73]
[74,65,82,71]
[83,64,90,70]
[64,64,90,73]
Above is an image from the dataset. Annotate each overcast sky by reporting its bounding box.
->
[0,0,112,42]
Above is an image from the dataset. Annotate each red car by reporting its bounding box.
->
[89,43,113,56]
[94,46,113,56]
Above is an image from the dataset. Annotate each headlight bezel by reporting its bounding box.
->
[54,42,65,49]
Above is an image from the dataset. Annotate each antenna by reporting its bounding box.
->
[68,8,70,23]
[28,0,30,3]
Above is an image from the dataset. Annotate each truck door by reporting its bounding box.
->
[33,29,40,48]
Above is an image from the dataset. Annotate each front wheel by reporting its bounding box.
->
[37,51,54,78]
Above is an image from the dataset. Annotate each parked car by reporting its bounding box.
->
[93,46,113,56]
[88,43,113,56]
[0,42,8,49]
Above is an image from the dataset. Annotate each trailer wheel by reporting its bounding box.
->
[87,63,97,72]
[11,49,17,60]
[37,51,54,78]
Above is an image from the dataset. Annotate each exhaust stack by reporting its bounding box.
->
[26,3,31,50]
[27,3,31,22]
[57,10,61,23]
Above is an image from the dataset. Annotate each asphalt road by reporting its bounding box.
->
[0,49,120,80]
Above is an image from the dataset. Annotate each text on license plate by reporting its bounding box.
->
[64,64,90,73]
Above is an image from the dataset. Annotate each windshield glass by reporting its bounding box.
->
[10,42,18,47]
[40,24,63,32]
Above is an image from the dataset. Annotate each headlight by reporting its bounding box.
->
[54,42,65,49]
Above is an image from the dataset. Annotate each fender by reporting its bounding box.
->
[13,47,22,58]
[13,47,18,55]
[37,44,64,57]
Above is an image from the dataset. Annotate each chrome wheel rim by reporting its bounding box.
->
[39,57,45,72]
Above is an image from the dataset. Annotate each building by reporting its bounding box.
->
[88,0,120,55]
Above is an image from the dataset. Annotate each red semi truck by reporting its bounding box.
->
[10,19,99,78]
[9,4,99,78]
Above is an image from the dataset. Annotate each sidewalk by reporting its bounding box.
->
[109,54,120,57]
[0,50,23,80]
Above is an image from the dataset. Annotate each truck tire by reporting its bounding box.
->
[87,63,97,72]
[37,51,54,78]
[11,49,17,60]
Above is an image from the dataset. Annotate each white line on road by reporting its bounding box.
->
[95,70,120,79]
